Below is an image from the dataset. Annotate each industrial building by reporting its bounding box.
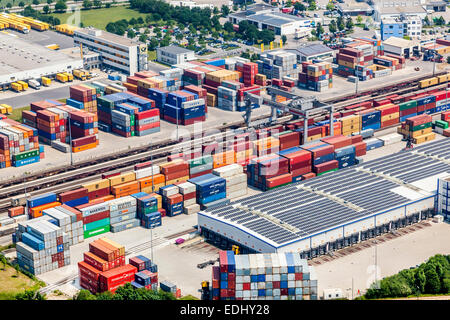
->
[335,0,374,16]
[285,44,335,63]
[380,15,422,40]
[156,45,196,66]
[73,27,148,75]
[372,1,427,22]
[0,33,83,88]
[228,4,311,35]
[425,1,447,12]
[382,37,421,58]
[60,47,102,70]
[198,138,450,257]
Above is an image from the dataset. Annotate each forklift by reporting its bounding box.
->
[201,281,211,300]
[404,136,414,151]
[232,245,240,255]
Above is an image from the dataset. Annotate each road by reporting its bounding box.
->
[2,0,130,13]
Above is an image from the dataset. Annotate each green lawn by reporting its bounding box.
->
[51,6,147,30]
[9,105,30,122]
[0,264,41,300]
[147,50,157,61]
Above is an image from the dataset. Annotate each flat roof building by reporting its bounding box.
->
[383,36,421,57]
[0,33,83,87]
[372,1,427,22]
[157,45,196,66]
[336,1,374,16]
[228,4,312,35]
[73,27,148,75]
[284,44,336,63]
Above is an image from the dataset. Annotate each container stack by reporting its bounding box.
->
[242,62,258,86]
[160,281,181,298]
[132,269,159,291]
[130,192,162,228]
[16,217,70,275]
[0,118,40,168]
[257,50,298,79]
[59,188,89,208]
[399,114,435,144]
[163,91,206,125]
[278,147,313,182]
[212,164,247,200]
[339,115,361,136]
[82,179,111,202]
[254,136,280,157]
[78,238,135,294]
[76,201,110,239]
[300,142,337,176]
[159,185,183,217]
[272,131,300,151]
[69,110,98,153]
[247,154,291,191]
[109,196,140,233]
[147,88,169,110]
[217,81,242,111]
[177,182,201,215]
[42,205,84,245]
[230,137,254,166]
[188,155,214,179]
[357,109,381,131]
[36,109,65,145]
[67,85,98,113]
[188,174,228,209]
[255,74,267,86]
[298,61,333,92]
[160,159,189,185]
[375,103,399,128]
[27,193,60,219]
[212,150,236,170]
[398,100,418,122]
[212,251,318,300]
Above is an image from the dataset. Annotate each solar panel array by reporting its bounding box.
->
[202,138,450,247]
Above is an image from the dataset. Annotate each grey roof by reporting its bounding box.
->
[294,44,335,57]
[247,12,301,27]
[337,1,373,12]
[158,45,194,55]
[201,138,450,247]
[75,28,141,47]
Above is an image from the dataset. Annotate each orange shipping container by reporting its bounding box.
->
[212,150,236,168]
[8,206,25,218]
[111,181,140,195]
[72,142,97,153]
[138,174,165,189]
[29,201,61,218]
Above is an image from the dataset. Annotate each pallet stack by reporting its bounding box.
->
[78,238,135,294]
[16,217,71,275]
[212,251,318,300]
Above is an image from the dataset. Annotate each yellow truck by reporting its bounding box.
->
[73,69,88,81]
[0,104,12,114]
[63,72,74,82]
[41,76,51,86]
[56,73,68,83]
[16,80,28,90]
[11,82,23,92]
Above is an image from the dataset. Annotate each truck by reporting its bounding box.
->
[0,104,12,114]
[63,72,74,82]
[16,80,28,90]
[73,69,91,81]
[56,73,68,83]
[41,76,51,86]
[28,79,41,90]
[11,82,23,92]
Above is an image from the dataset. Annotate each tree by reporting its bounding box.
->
[329,19,337,33]
[47,0,52,4]
[19,1,25,7]
[224,21,234,33]
[175,33,183,41]
[82,0,92,10]
[316,22,324,36]
[127,29,136,39]
[0,255,6,270]
[447,56,450,64]
[93,0,101,8]
[213,7,219,15]
[326,2,334,11]
[145,15,152,24]
[139,34,147,42]
[16,289,46,300]
[336,16,345,31]
[414,269,426,293]
[129,18,137,25]
[281,35,287,45]
[285,0,292,7]
[137,17,144,25]
[32,0,40,5]
[221,4,230,17]
[54,0,67,12]
[43,5,50,14]
[6,3,12,8]
[105,2,111,8]
[74,290,96,300]
[424,16,431,26]
[294,2,306,12]
[356,15,363,25]
[424,264,441,294]
[346,17,354,30]
[148,37,159,50]
[308,0,316,11]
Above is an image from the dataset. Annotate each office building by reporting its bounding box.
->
[157,45,196,66]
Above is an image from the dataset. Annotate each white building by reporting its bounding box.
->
[228,4,312,36]
[383,36,421,57]
[156,45,196,66]
[73,27,148,75]
[0,33,83,88]
[169,1,214,9]
[402,15,423,39]
[372,0,428,22]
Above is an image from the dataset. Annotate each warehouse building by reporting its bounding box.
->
[285,44,336,63]
[73,27,148,75]
[60,47,102,70]
[198,139,450,256]
[372,1,427,22]
[335,0,374,16]
[0,33,83,88]
[383,36,421,58]
[228,4,312,35]
[156,45,196,66]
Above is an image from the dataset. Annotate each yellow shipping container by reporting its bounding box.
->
[413,132,435,144]
[438,73,450,83]
[381,113,400,122]
[41,77,51,86]
[307,134,322,142]
[408,127,433,138]
[141,183,165,194]
[82,179,110,192]
[56,73,68,83]
[419,77,439,89]
[0,105,6,114]
[165,176,189,185]
[339,115,361,125]
[11,82,22,92]
[63,72,73,81]
[17,80,28,90]
[108,171,136,187]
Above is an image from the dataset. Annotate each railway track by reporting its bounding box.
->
[1,74,449,212]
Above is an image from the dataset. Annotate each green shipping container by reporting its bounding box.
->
[317,168,338,176]
[409,122,432,132]
[83,218,110,231]
[84,225,110,239]
[399,101,418,111]
[434,120,449,129]
[266,182,292,190]
[13,149,39,161]
[139,205,158,214]
[189,155,213,168]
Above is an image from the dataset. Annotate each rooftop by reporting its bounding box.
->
[375,3,427,15]
[158,45,194,54]
[200,138,450,248]
[290,44,335,57]
[383,36,420,47]
[0,33,82,75]
[74,27,142,47]
[336,0,373,12]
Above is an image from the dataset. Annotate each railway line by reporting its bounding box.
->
[1,73,449,212]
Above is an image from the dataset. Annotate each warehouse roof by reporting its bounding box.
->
[291,44,335,57]
[376,3,427,15]
[247,12,303,26]
[336,1,373,12]
[0,34,82,75]
[158,45,194,55]
[74,27,141,47]
[199,138,450,248]
[383,37,420,48]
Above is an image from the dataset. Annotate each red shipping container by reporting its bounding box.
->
[265,173,292,188]
[87,187,110,201]
[442,111,450,121]
[89,241,115,262]
[399,108,417,117]
[166,194,183,205]
[291,166,311,177]
[381,118,399,128]
[351,135,363,144]
[135,161,152,171]
[83,210,110,225]
[84,252,112,272]
[59,188,88,203]
[321,135,352,149]
[78,261,102,281]
[99,264,137,289]
[136,108,159,120]
[8,206,25,218]
[301,172,316,180]
[189,170,212,179]
[432,90,448,101]
[161,161,189,175]
[313,160,338,174]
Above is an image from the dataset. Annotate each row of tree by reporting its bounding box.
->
[74,282,177,300]
[363,254,450,299]
[224,20,275,45]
